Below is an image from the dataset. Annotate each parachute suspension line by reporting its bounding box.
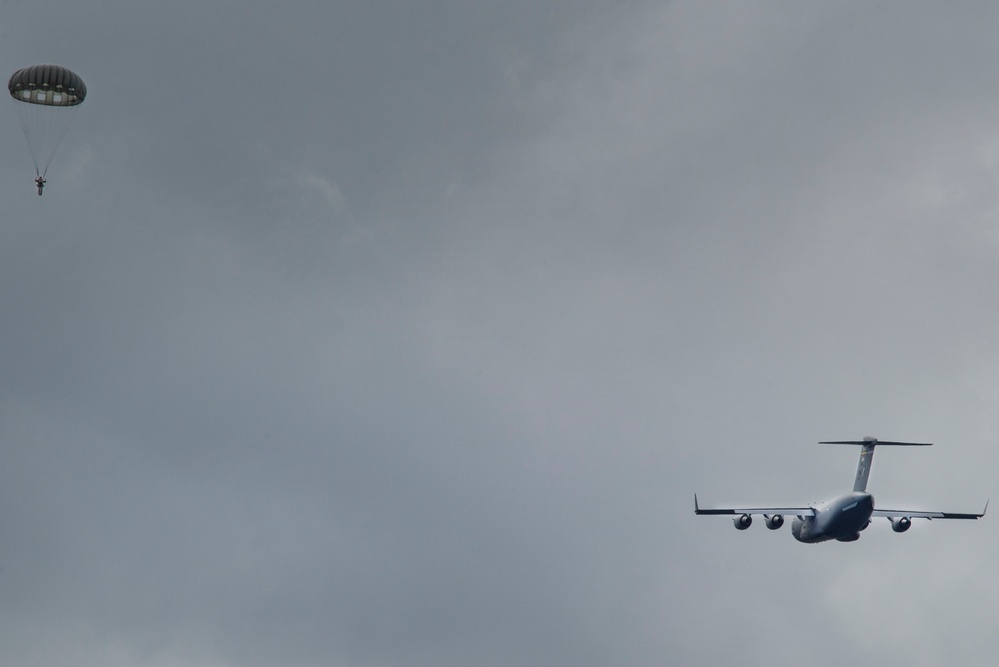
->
[14,99,78,178]
[41,105,77,178]
[13,100,40,176]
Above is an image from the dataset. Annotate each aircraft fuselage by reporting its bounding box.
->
[791,492,873,543]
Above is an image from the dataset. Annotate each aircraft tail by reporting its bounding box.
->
[819,438,932,493]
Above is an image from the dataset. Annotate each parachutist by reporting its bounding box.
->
[8,64,87,189]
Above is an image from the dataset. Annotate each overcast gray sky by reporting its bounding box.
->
[1,2,998,665]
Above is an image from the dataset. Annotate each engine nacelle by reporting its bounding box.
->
[733,514,752,530]
[764,514,784,530]
[890,517,911,533]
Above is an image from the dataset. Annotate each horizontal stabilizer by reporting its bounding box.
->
[820,439,932,446]
[819,438,931,492]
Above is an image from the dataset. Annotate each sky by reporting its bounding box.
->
[1,2,999,665]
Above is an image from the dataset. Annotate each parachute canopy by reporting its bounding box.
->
[8,64,87,178]
[8,64,87,106]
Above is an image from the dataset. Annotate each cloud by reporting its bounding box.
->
[0,3,997,666]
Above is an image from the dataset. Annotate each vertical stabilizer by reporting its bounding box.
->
[852,441,876,492]
[819,438,932,493]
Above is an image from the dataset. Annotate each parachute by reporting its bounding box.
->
[8,64,87,181]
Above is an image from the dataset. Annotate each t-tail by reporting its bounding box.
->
[819,437,932,492]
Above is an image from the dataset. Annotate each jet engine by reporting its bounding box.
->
[890,517,911,533]
[764,514,784,530]
[733,514,752,530]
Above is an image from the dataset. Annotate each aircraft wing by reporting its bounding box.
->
[871,500,988,520]
[694,495,815,517]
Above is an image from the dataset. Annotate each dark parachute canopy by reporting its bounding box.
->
[8,64,87,178]
[9,64,87,105]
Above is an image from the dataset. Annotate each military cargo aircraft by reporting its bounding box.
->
[695,437,986,543]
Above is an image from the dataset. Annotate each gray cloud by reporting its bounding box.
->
[0,2,997,666]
